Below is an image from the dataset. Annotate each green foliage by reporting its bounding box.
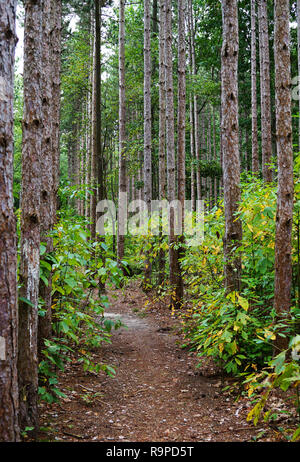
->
[38,205,125,403]
[245,335,300,441]
[178,176,299,376]
[181,289,273,375]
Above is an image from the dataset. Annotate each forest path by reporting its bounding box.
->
[39,281,259,442]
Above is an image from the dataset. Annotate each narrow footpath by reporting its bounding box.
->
[38,282,272,442]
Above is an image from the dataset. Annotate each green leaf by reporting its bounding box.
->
[271,351,286,374]
[19,297,35,308]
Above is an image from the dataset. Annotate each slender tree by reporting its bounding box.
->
[165,0,178,308]
[0,0,20,442]
[187,0,196,210]
[273,0,294,352]
[51,0,62,219]
[38,0,60,354]
[95,0,106,293]
[258,0,272,182]
[143,0,152,290]
[91,10,98,243]
[18,0,43,433]
[251,0,259,174]
[117,0,127,264]
[221,0,242,293]
[175,0,186,306]
[158,0,167,286]
[189,0,201,201]
[297,0,300,151]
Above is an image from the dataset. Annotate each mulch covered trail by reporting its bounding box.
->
[37,282,277,442]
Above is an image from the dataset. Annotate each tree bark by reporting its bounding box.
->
[38,0,54,354]
[187,1,196,211]
[189,0,201,201]
[251,0,259,174]
[91,12,98,243]
[221,0,242,293]
[258,0,272,182]
[176,0,186,306]
[117,0,127,264]
[158,0,167,286]
[165,0,178,308]
[273,0,294,352]
[0,0,20,442]
[18,0,43,434]
[51,0,62,218]
[297,0,300,152]
[143,0,152,290]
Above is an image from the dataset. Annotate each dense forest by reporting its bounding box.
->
[1,0,300,444]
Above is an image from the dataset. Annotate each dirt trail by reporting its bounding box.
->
[38,283,262,442]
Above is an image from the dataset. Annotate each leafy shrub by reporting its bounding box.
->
[245,335,300,441]
[38,209,124,403]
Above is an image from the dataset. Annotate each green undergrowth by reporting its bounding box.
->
[38,206,126,404]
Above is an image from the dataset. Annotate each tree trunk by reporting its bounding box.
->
[251,0,259,174]
[143,0,152,290]
[258,0,272,182]
[0,0,20,442]
[158,0,167,286]
[273,0,294,352]
[221,0,242,293]
[189,0,201,201]
[187,1,196,211]
[213,107,218,205]
[91,12,98,243]
[51,0,61,218]
[94,0,106,293]
[18,0,43,434]
[297,0,300,152]
[117,0,127,264]
[38,0,61,354]
[176,0,186,306]
[165,0,178,308]
[38,0,54,355]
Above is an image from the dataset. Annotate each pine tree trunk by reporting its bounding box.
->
[38,0,54,354]
[143,0,152,290]
[187,1,196,211]
[91,13,98,243]
[176,0,186,307]
[165,0,178,308]
[274,0,294,352]
[0,0,20,442]
[117,0,126,264]
[297,0,300,152]
[51,0,61,218]
[251,0,259,174]
[95,0,106,293]
[18,0,43,434]
[213,107,218,205]
[258,0,272,182]
[221,0,242,293]
[189,0,201,201]
[158,0,167,286]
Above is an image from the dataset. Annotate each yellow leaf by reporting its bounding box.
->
[247,223,254,233]
[264,330,276,340]
[237,294,249,311]
[248,387,254,397]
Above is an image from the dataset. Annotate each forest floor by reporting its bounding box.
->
[37,281,290,443]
